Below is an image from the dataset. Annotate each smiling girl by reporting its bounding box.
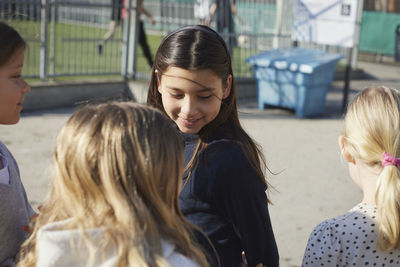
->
[0,21,33,266]
[147,25,279,267]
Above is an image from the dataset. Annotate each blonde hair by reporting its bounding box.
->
[343,86,400,251]
[18,102,209,267]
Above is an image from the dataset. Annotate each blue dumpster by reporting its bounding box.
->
[246,48,343,118]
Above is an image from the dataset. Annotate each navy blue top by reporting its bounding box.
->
[179,123,279,267]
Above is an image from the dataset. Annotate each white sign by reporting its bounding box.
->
[293,0,358,47]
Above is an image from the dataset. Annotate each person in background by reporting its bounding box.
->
[205,0,237,55]
[194,0,212,25]
[98,0,123,55]
[98,0,155,69]
[137,0,155,68]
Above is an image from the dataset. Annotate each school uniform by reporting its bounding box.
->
[179,122,279,267]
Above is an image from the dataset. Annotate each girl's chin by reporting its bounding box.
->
[178,124,200,134]
[180,128,199,134]
[176,118,203,134]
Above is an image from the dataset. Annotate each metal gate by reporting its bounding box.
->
[1,0,355,81]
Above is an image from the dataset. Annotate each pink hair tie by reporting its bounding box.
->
[382,152,400,167]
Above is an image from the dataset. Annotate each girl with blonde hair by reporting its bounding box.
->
[17,102,211,267]
[303,86,400,266]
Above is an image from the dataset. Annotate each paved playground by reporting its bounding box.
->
[1,61,400,267]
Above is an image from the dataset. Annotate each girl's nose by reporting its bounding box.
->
[181,96,198,117]
[22,79,30,94]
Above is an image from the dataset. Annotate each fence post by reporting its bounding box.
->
[40,0,49,81]
[121,0,140,79]
[273,0,283,48]
[342,48,353,113]
[49,0,56,78]
[351,0,364,69]
[383,0,388,13]
[121,0,130,78]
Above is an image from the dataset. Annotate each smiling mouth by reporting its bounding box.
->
[180,117,201,127]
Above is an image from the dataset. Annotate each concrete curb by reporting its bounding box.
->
[24,80,130,111]
[333,69,370,81]
[24,78,258,111]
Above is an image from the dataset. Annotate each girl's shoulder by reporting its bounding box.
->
[36,220,118,267]
[0,141,16,165]
[36,220,200,267]
[303,203,382,266]
[308,203,377,241]
[203,139,266,192]
[207,137,240,151]
[202,122,244,154]
[204,139,247,167]
[0,140,18,173]
[0,141,10,155]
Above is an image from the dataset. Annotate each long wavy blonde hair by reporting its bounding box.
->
[343,86,400,251]
[17,102,209,267]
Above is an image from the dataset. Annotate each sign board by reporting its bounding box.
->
[293,0,359,47]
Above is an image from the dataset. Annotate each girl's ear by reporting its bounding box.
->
[222,74,232,99]
[338,135,356,164]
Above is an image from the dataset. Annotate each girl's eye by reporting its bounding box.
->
[12,74,21,79]
[199,95,212,99]
[169,93,183,99]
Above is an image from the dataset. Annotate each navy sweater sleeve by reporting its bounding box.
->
[210,142,279,267]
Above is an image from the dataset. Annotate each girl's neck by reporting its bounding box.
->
[362,181,377,205]
[357,162,380,205]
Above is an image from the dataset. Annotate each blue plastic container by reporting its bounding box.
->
[246,48,343,117]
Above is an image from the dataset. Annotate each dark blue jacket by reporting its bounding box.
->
[179,124,279,267]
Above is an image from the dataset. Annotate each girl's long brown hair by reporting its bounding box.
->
[147,25,269,191]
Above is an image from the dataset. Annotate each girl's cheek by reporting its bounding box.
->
[166,96,181,106]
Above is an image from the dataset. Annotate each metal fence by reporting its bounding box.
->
[1,0,354,81]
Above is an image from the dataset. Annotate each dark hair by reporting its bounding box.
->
[0,21,26,67]
[147,25,269,190]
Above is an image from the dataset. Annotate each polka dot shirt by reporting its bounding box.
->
[302,203,400,266]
